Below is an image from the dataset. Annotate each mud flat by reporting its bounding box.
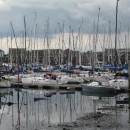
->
[49,113,128,130]
[16,112,129,130]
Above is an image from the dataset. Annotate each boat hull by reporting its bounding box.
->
[81,84,118,94]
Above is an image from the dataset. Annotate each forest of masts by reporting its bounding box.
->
[3,9,130,67]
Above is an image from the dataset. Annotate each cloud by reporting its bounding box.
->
[0,0,10,11]
[0,0,129,54]
[2,30,128,55]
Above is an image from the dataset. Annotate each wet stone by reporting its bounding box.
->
[97,125,101,127]
[63,128,70,130]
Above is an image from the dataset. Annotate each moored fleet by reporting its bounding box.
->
[0,62,128,94]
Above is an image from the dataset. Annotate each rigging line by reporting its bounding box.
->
[83,40,88,52]
[7,36,9,49]
[10,22,21,64]
[117,28,122,64]
[30,12,37,35]
[118,31,125,49]
[98,37,103,52]
[27,29,31,50]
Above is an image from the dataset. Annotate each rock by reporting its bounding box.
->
[63,128,70,130]
[97,125,101,127]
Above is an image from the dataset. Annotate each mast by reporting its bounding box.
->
[36,24,39,64]
[75,36,78,66]
[10,22,13,66]
[33,12,36,69]
[78,27,81,66]
[24,16,27,70]
[95,7,100,67]
[20,31,24,65]
[61,21,65,64]
[93,21,96,75]
[117,22,121,65]
[68,26,71,68]
[125,35,128,64]
[81,17,83,65]
[72,29,75,66]
[7,37,9,66]
[43,29,46,67]
[46,18,50,71]
[58,23,61,66]
[103,25,106,66]
[108,21,111,64]
[29,31,33,65]
[88,33,92,65]
[114,0,119,73]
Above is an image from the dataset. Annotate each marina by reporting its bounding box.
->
[0,0,129,129]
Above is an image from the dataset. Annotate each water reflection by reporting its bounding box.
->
[81,90,118,97]
[0,88,129,130]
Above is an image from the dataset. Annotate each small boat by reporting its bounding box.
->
[81,81,120,94]
[21,74,69,85]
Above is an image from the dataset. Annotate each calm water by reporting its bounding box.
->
[0,88,130,130]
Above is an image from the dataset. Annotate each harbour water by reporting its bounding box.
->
[0,88,130,130]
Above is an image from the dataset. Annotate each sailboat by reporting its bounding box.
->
[81,81,120,93]
[0,41,10,88]
[81,0,122,93]
[108,0,129,88]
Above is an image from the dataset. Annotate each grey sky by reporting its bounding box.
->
[0,0,129,35]
[0,0,129,53]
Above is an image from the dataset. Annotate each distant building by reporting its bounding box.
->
[0,49,4,57]
[7,47,129,65]
[8,48,26,63]
[0,49,4,65]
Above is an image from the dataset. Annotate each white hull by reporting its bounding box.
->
[59,75,84,84]
[81,82,120,93]
[21,76,68,85]
[90,76,108,82]
[68,77,84,84]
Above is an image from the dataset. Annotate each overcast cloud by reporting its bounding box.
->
[0,0,129,54]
